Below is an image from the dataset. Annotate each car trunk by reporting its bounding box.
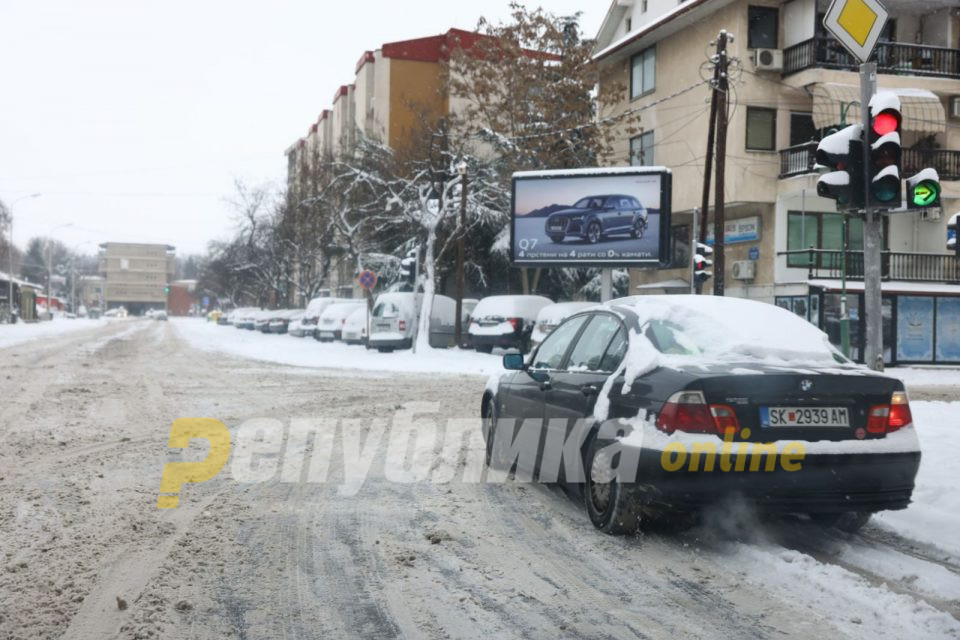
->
[695,369,901,442]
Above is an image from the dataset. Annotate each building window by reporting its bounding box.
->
[630,46,655,99]
[625,17,631,32]
[630,130,654,166]
[746,107,776,151]
[789,112,817,146]
[748,6,778,49]
[786,211,864,267]
[641,0,647,13]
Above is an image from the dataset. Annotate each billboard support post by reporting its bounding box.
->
[600,269,613,302]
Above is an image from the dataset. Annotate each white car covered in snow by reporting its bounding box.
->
[367,292,458,352]
[468,295,552,353]
[315,302,366,342]
[295,297,352,338]
[530,301,596,347]
[342,305,370,345]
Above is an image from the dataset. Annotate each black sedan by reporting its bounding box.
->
[480,296,921,534]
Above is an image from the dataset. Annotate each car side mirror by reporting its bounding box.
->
[502,353,525,370]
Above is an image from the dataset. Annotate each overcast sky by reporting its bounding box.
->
[0,1,604,257]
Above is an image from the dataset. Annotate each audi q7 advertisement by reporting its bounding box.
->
[510,167,672,266]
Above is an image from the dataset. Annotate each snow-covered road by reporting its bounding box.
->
[1,319,958,639]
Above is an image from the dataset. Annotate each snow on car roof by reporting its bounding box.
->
[472,295,553,318]
[319,301,365,320]
[609,295,843,362]
[535,301,597,325]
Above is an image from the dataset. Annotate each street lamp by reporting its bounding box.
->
[455,161,468,347]
[5,193,41,322]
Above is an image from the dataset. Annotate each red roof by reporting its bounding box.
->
[355,50,375,74]
[332,85,349,104]
[318,109,331,121]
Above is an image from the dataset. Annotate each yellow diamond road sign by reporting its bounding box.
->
[823,0,889,62]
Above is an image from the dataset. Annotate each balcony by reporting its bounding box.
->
[783,37,960,80]
[778,143,960,180]
[780,249,960,283]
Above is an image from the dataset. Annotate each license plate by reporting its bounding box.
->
[760,406,849,427]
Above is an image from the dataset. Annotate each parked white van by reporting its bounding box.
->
[367,292,458,352]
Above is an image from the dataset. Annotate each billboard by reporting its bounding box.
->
[510,167,672,267]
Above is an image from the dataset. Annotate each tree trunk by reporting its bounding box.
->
[416,230,436,353]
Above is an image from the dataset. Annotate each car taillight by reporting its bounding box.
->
[709,404,741,436]
[888,391,912,431]
[399,320,406,331]
[508,317,521,332]
[867,391,913,434]
[657,391,741,436]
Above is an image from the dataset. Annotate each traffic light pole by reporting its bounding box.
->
[860,62,883,370]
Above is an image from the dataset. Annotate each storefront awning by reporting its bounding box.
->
[811,84,945,134]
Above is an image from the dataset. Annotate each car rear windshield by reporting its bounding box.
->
[373,302,400,318]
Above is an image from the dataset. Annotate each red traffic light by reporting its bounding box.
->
[871,111,900,136]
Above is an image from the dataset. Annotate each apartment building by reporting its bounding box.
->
[284,29,492,300]
[98,242,175,313]
[594,0,960,364]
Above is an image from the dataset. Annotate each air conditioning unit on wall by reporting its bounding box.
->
[753,48,783,71]
[732,260,756,281]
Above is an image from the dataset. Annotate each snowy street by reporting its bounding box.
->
[1,318,958,639]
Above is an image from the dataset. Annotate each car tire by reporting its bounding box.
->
[811,511,872,533]
[583,436,640,534]
[548,234,564,243]
[586,221,602,244]
[630,218,646,239]
[475,345,494,354]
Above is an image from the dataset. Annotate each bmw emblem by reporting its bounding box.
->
[800,379,813,392]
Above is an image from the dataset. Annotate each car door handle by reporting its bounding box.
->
[539,380,552,391]
[581,384,600,396]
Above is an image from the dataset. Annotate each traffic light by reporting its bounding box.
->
[163,285,170,294]
[694,241,713,288]
[906,168,942,210]
[867,93,902,208]
[815,124,863,211]
[399,248,418,288]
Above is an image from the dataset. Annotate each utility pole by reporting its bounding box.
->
[860,62,883,370]
[712,30,731,297]
[455,162,467,347]
[699,46,721,249]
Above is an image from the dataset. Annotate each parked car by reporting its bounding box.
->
[467,295,552,353]
[268,309,302,334]
[207,310,222,323]
[530,301,596,347]
[234,308,259,330]
[296,297,352,338]
[315,302,366,342]
[482,295,921,535]
[103,307,128,318]
[367,292,459,352]
[545,194,648,244]
[153,310,168,321]
[254,310,274,332]
[342,306,370,345]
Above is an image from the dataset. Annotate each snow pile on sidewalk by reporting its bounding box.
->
[886,366,960,390]
[0,317,111,349]
[875,400,960,558]
[172,318,504,376]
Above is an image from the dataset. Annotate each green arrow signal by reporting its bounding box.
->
[912,180,940,207]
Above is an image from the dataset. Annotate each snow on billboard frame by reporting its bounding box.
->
[509,166,672,267]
